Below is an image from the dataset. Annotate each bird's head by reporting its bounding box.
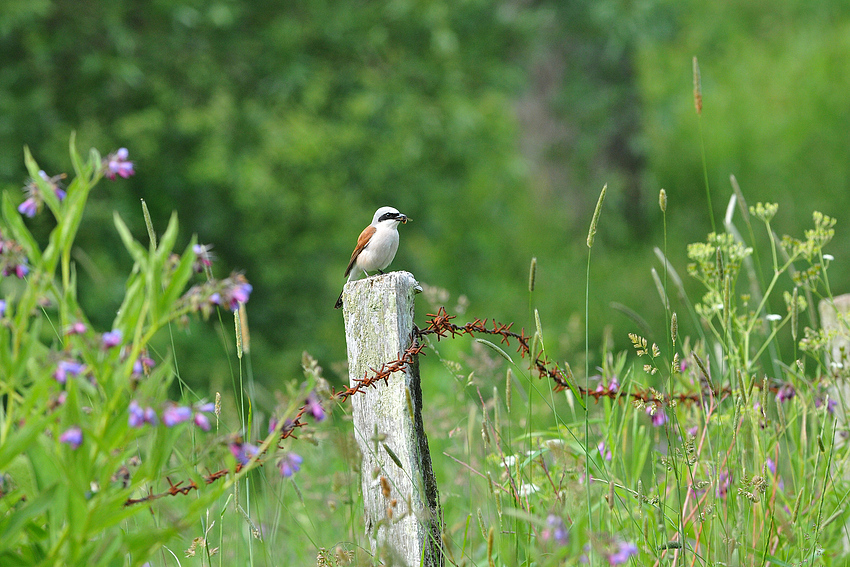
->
[372,206,410,226]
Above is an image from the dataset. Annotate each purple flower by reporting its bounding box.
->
[39,170,66,201]
[0,300,5,318]
[209,292,221,306]
[229,282,253,310]
[105,148,135,180]
[776,383,796,403]
[18,171,66,216]
[595,376,619,393]
[269,417,294,436]
[815,396,837,415]
[193,412,211,431]
[541,513,569,545]
[132,355,155,377]
[766,458,785,490]
[597,441,612,461]
[59,426,83,449]
[143,406,158,426]
[128,400,145,428]
[101,329,123,349]
[229,441,259,465]
[766,458,776,475]
[17,198,38,218]
[195,402,215,413]
[65,321,87,335]
[305,392,325,422]
[162,405,192,427]
[607,540,638,565]
[54,360,85,383]
[278,452,303,477]
[129,401,158,427]
[14,263,29,278]
[646,405,668,427]
[192,244,215,273]
[716,470,732,499]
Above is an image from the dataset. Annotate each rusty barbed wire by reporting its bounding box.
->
[127,306,744,507]
[412,307,737,406]
[124,405,310,506]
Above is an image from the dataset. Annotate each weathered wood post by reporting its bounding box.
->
[819,295,850,449]
[340,271,443,566]
[819,294,850,552]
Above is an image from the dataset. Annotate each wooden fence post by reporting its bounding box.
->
[819,294,850,553]
[341,271,443,566]
[819,295,850,450]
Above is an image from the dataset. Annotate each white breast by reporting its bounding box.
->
[356,226,399,272]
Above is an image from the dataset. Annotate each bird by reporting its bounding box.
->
[334,206,409,309]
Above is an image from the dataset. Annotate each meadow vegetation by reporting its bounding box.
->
[2,0,850,565]
[0,135,847,565]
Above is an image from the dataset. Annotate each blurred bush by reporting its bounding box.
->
[2,0,849,390]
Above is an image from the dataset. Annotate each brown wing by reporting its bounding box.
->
[343,225,375,277]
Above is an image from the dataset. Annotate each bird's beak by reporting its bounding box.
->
[399,214,410,224]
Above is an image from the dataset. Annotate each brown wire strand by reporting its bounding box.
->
[125,306,735,507]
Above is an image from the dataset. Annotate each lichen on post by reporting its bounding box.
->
[340,271,443,566]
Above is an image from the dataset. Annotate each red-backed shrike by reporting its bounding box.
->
[334,206,409,309]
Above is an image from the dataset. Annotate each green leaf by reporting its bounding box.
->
[69,131,84,180]
[23,146,61,218]
[55,176,92,255]
[112,271,145,334]
[158,238,197,324]
[0,484,58,545]
[113,212,148,266]
[156,211,180,259]
[1,193,42,265]
[5,455,37,500]
[474,338,513,364]
[0,414,51,471]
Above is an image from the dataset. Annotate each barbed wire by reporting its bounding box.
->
[125,306,740,507]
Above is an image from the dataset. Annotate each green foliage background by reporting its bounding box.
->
[2,0,850,388]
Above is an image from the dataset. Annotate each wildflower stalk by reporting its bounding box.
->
[584,183,606,558]
[693,57,715,232]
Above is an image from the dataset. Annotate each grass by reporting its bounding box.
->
[166,188,850,566]
[2,93,850,567]
[154,188,848,566]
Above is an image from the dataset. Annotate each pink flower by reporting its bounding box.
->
[646,405,668,427]
[65,321,87,335]
[193,412,211,431]
[305,392,325,421]
[105,148,135,179]
[776,383,796,403]
[192,244,215,273]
